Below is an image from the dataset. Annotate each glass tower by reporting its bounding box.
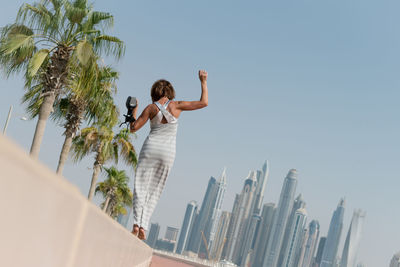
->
[176,201,198,254]
[340,209,366,267]
[320,198,346,267]
[263,169,298,267]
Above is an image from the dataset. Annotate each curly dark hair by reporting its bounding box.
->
[150,79,175,102]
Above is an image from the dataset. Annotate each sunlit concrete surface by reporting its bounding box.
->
[152,250,237,267]
[0,134,152,267]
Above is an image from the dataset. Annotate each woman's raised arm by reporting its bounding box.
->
[175,70,208,111]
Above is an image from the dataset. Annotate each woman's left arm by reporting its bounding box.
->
[130,104,152,133]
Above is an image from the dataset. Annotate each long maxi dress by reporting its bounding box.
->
[132,100,178,231]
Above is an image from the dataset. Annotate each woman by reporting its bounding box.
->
[129,70,208,240]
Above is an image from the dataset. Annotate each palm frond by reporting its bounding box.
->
[93,35,125,60]
[64,1,89,25]
[75,39,93,65]
[27,48,49,77]
[84,11,114,31]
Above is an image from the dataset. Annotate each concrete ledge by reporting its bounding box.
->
[0,134,152,267]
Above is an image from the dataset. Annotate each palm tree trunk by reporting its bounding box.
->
[88,161,101,200]
[56,132,73,174]
[103,195,111,212]
[30,93,56,159]
[30,45,71,159]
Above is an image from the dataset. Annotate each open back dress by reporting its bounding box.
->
[132,101,178,230]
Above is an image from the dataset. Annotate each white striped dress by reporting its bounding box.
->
[132,101,178,231]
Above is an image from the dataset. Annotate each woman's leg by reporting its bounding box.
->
[140,165,170,231]
[132,166,153,229]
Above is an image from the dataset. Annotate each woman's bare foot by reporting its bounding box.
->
[138,227,146,240]
[132,224,139,236]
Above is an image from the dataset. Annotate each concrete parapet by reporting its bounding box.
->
[0,134,152,267]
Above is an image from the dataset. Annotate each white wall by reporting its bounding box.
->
[0,134,152,267]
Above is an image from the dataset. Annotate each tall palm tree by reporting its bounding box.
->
[95,166,132,218]
[0,0,124,158]
[55,65,119,175]
[71,122,137,200]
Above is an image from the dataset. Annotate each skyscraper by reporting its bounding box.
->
[210,211,231,261]
[225,171,258,264]
[187,169,227,257]
[263,169,298,267]
[390,251,400,267]
[281,208,308,267]
[165,226,179,242]
[298,220,320,267]
[208,168,227,252]
[279,194,306,266]
[252,161,270,215]
[146,223,160,248]
[340,209,366,267]
[314,237,327,267]
[176,201,198,254]
[320,198,346,267]
[240,214,262,267]
[252,203,276,267]
[221,194,240,260]
[239,161,270,266]
[187,176,217,254]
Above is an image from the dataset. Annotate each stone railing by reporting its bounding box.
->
[0,134,152,267]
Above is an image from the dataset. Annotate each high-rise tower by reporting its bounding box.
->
[279,194,306,266]
[320,198,346,267]
[253,161,270,214]
[298,220,320,267]
[210,211,231,261]
[176,201,198,254]
[225,171,258,264]
[263,169,298,267]
[187,176,218,254]
[208,168,227,252]
[314,237,327,267]
[239,161,270,266]
[340,209,366,267]
[281,208,308,267]
[187,169,227,258]
[252,203,276,267]
[146,223,160,248]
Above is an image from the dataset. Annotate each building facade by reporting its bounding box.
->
[320,198,346,267]
[252,203,276,267]
[210,211,231,261]
[340,209,366,267]
[176,201,198,254]
[146,223,161,248]
[165,226,179,242]
[279,194,306,266]
[226,171,258,264]
[298,220,320,267]
[281,208,308,267]
[263,169,298,267]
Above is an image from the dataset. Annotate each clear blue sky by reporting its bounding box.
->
[1,1,399,265]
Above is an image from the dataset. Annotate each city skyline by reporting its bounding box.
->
[145,162,371,267]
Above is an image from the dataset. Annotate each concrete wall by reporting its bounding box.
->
[0,134,152,267]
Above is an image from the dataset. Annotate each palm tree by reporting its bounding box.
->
[71,121,137,200]
[95,166,132,218]
[0,0,124,158]
[55,65,119,175]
